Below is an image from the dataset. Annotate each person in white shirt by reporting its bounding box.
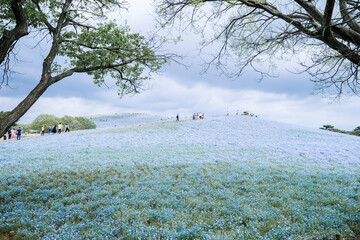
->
[58,123,62,134]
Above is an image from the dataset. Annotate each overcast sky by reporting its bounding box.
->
[1,0,360,131]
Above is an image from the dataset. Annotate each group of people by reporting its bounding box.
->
[2,123,70,141]
[193,113,205,120]
[42,123,70,135]
[174,113,205,121]
[3,127,22,141]
[227,110,258,118]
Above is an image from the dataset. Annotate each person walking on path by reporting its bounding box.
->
[52,124,57,134]
[41,126,45,135]
[176,114,179,121]
[65,124,70,132]
[58,123,62,134]
[16,127,22,140]
[7,129,11,139]
[11,128,15,139]
[48,126,51,134]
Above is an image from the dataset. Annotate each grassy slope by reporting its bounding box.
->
[0,116,359,239]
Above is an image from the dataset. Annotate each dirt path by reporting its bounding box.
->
[0,133,48,143]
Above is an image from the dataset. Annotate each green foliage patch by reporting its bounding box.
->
[29,114,96,131]
[320,125,360,137]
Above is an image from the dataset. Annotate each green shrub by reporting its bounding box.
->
[30,114,61,132]
[320,124,360,137]
[328,128,347,134]
[74,117,96,130]
[350,130,360,136]
[30,114,96,132]
[61,115,74,127]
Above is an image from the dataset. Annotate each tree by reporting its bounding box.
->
[156,0,360,96]
[73,117,96,130]
[29,114,61,131]
[30,114,96,131]
[321,124,334,130]
[0,0,170,136]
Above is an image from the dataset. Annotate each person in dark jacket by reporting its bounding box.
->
[52,124,57,134]
[16,127,22,140]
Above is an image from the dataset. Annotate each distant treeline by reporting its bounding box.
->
[320,125,360,137]
[1,113,96,133]
[30,114,96,131]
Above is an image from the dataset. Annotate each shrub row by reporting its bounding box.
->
[30,114,96,131]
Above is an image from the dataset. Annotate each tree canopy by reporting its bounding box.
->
[156,0,360,96]
[30,114,96,131]
[0,0,170,136]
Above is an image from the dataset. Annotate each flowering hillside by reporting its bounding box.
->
[0,116,359,239]
[89,113,164,128]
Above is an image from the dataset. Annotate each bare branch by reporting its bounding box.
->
[156,0,360,96]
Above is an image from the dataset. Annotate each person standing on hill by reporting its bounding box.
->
[65,123,70,132]
[16,127,22,140]
[176,114,179,121]
[58,123,62,134]
[52,124,57,134]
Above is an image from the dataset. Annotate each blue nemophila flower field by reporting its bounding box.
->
[0,115,359,239]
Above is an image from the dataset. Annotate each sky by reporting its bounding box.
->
[1,0,360,131]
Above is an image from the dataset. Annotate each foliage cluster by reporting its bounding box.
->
[0,0,170,137]
[30,114,96,131]
[0,116,359,239]
[320,125,360,137]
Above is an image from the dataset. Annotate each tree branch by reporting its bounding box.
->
[339,0,360,33]
[0,0,29,65]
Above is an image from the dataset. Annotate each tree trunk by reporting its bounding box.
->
[0,81,50,136]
